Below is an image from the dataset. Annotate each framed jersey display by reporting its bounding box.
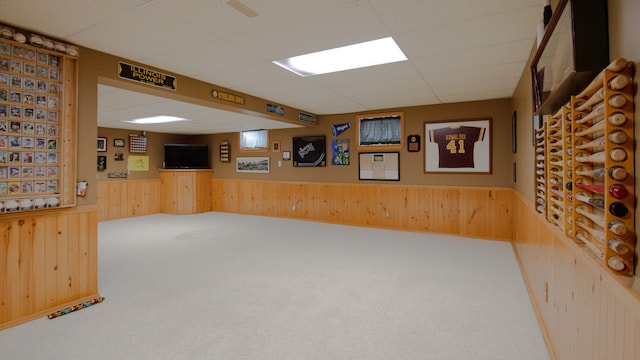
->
[424,118,491,174]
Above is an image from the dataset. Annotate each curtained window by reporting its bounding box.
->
[357,113,403,148]
[240,129,268,151]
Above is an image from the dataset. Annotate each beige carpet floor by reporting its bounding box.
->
[0,212,549,359]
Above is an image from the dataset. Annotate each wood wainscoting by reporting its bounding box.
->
[0,206,99,330]
[211,179,514,240]
[97,179,161,221]
[513,192,640,360]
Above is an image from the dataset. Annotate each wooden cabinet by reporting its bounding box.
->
[159,169,213,214]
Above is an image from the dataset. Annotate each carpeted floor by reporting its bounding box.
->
[0,212,549,359]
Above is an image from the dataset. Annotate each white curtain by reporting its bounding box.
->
[359,117,400,145]
[241,130,268,149]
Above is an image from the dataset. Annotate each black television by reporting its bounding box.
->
[163,144,210,169]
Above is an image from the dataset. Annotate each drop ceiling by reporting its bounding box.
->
[1,0,541,135]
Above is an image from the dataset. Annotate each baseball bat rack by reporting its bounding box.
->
[536,58,635,276]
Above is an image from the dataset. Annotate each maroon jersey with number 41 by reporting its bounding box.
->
[429,126,485,168]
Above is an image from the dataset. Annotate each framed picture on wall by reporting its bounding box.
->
[114,138,125,147]
[236,157,270,173]
[292,135,326,167]
[424,118,492,174]
[358,152,400,181]
[97,137,107,152]
[97,155,106,170]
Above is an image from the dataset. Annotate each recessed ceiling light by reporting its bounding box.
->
[273,37,407,77]
[124,116,188,124]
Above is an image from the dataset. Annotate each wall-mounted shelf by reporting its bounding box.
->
[535,58,635,276]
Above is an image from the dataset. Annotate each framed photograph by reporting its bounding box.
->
[292,135,326,167]
[282,151,291,161]
[114,138,125,147]
[97,155,106,170]
[331,139,350,165]
[358,152,400,181]
[236,157,270,173]
[97,137,107,152]
[424,118,491,174]
[272,141,280,152]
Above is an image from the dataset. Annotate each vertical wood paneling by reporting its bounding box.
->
[97,179,161,221]
[0,206,99,330]
[0,207,98,330]
[513,192,640,360]
[211,179,513,240]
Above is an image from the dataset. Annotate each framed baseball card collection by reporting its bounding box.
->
[424,119,491,174]
[0,30,78,212]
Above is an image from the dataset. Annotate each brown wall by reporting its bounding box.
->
[78,46,315,203]
[199,99,514,187]
[96,128,189,181]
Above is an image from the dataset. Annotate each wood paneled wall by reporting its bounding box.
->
[513,192,640,360]
[211,179,514,240]
[97,179,161,221]
[0,206,99,330]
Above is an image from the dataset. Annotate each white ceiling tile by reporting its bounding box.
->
[2,0,543,134]
[423,62,526,87]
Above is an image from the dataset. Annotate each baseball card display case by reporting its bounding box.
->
[535,58,636,277]
[0,25,77,213]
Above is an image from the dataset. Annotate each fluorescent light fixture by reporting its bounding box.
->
[124,115,188,124]
[273,37,407,77]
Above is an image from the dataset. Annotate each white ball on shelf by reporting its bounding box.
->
[5,200,18,210]
[13,32,26,43]
[20,199,33,209]
[46,197,59,207]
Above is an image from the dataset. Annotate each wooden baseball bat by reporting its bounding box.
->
[575,151,606,163]
[576,58,628,99]
[608,256,626,271]
[576,206,605,227]
[608,238,630,256]
[608,112,627,126]
[576,232,605,260]
[575,167,605,180]
[576,91,627,112]
[608,130,628,144]
[576,183,605,194]
[608,166,628,181]
[575,192,605,209]
[576,219,605,243]
[575,103,604,124]
[608,219,628,236]
[608,94,627,108]
[609,74,631,91]
[576,149,627,163]
[575,120,605,137]
[575,136,605,150]
[576,88,605,111]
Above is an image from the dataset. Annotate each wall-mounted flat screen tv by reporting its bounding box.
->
[164,144,210,169]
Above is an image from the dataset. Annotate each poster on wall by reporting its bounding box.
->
[331,139,350,165]
[293,135,326,167]
[358,152,399,181]
[424,118,491,174]
[128,155,149,171]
